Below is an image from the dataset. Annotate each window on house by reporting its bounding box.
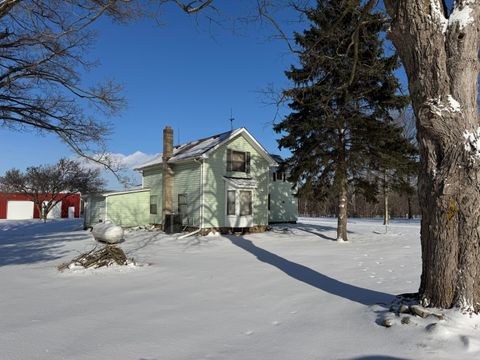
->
[227,149,250,173]
[268,193,271,211]
[273,171,286,182]
[178,194,187,214]
[227,190,236,215]
[150,195,158,215]
[239,191,252,216]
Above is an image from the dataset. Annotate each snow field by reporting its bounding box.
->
[0,218,479,360]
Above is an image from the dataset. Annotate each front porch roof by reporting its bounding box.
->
[223,176,258,189]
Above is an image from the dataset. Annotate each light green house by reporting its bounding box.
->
[83,189,151,228]
[84,127,297,232]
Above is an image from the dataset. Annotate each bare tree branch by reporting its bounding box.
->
[0,0,216,174]
[174,0,214,14]
[0,158,105,221]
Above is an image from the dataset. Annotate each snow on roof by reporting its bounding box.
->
[135,128,242,170]
[269,154,284,164]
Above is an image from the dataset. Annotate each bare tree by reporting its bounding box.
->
[0,158,105,222]
[0,0,215,171]
[384,0,480,311]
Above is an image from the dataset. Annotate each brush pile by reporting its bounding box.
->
[58,245,134,271]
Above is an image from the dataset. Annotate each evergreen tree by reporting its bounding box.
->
[369,123,418,225]
[274,0,415,241]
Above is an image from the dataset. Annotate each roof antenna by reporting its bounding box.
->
[229,108,234,131]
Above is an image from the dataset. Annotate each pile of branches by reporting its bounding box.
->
[58,245,134,271]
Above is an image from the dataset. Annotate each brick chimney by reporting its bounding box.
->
[162,126,174,216]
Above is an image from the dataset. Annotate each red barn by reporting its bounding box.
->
[0,193,81,220]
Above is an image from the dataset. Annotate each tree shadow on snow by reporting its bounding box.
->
[228,236,394,307]
[278,222,354,241]
[0,220,89,266]
[349,357,411,360]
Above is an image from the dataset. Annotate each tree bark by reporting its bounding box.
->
[337,176,348,241]
[34,202,44,223]
[383,171,389,225]
[385,0,480,310]
[407,195,413,219]
[336,129,348,242]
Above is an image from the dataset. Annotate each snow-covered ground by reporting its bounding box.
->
[1,217,479,360]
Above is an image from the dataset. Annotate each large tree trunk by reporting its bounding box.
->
[385,0,480,310]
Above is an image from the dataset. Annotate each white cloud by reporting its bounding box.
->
[79,151,159,171]
[77,151,159,190]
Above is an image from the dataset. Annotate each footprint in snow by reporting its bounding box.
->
[272,321,281,326]
[244,330,254,336]
[290,310,298,314]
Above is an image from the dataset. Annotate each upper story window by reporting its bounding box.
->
[272,171,286,182]
[227,149,251,173]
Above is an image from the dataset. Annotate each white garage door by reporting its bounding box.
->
[7,201,34,220]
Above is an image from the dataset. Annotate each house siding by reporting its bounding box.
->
[84,196,106,228]
[268,174,298,223]
[143,167,163,224]
[173,162,201,226]
[105,190,150,227]
[203,134,270,228]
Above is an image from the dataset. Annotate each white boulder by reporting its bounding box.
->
[92,222,124,244]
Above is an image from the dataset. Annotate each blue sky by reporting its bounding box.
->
[0,1,410,189]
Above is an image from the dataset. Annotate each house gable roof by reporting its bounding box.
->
[135,128,277,170]
[269,154,284,165]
